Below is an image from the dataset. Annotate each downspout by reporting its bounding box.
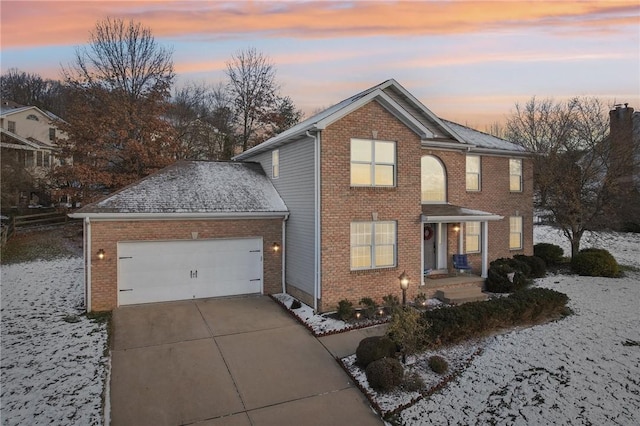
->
[85,217,92,312]
[307,130,321,312]
[281,214,289,294]
[481,221,489,278]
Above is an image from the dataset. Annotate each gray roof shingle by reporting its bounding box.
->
[75,161,288,214]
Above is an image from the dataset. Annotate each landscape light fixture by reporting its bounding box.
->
[97,249,105,260]
[272,242,280,252]
[399,271,409,305]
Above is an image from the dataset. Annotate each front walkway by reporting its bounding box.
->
[110,296,383,425]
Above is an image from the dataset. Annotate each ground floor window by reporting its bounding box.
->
[510,216,523,249]
[465,221,481,253]
[350,221,396,270]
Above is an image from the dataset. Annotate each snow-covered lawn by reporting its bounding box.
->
[1,257,108,425]
[396,226,640,424]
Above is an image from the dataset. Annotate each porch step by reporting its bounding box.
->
[435,286,488,305]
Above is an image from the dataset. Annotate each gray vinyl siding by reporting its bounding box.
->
[245,138,316,296]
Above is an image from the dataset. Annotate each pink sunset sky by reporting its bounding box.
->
[1,0,639,129]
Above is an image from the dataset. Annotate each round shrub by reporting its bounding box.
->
[365,357,404,392]
[534,243,564,266]
[514,255,547,278]
[486,258,531,293]
[356,336,397,367]
[428,355,449,374]
[571,248,619,277]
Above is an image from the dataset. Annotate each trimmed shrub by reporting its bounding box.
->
[402,371,425,392]
[382,294,400,309]
[514,255,547,278]
[420,287,569,348]
[534,243,564,266]
[414,292,428,307]
[356,336,397,367]
[337,299,355,321]
[359,297,377,319]
[365,357,404,392]
[485,258,531,293]
[571,248,619,277]
[428,355,449,374]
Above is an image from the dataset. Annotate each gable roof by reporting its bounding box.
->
[70,161,288,219]
[234,79,525,160]
[442,120,526,153]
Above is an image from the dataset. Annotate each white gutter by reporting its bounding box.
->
[85,217,92,312]
[68,211,289,220]
[482,221,489,278]
[421,140,476,150]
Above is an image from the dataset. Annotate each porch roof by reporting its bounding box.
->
[421,204,503,222]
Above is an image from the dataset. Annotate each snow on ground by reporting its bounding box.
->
[397,227,640,425]
[1,257,108,425]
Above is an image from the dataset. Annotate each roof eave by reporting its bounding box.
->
[422,214,504,223]
[469,147,530,156]
[69,211,289,220]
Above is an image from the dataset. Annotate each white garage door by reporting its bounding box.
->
[117,238,263,306]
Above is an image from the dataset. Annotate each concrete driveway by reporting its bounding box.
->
[110,296,383,425]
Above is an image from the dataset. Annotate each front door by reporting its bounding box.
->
[423,223,436,272]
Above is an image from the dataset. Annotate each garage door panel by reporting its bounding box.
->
[118,238,263,306]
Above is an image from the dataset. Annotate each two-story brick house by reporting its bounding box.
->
[235,79,532,311]
[72,79,532,312]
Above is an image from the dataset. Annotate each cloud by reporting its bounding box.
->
[1,1,637,49]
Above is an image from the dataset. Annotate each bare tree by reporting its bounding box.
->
[506,96,611,256]
[225,48,279,151]
[54,18,178,202]
[64,17,174,100]
[0,68,70,117]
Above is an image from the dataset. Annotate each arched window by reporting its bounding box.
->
[421,155,446,203]
[26,114,39,121]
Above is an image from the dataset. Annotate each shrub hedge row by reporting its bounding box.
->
[420,287,569,347]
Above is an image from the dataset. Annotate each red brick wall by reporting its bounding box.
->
[88,218,283,311]
[317,101,533,312]
[319,101,423,312]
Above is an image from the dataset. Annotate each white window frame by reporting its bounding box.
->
[509,216,523,250]
[509,158,523,192]
[7,120,16,133]
[465,221,481,253]
[350,221,397,270]
[272,149,279,179]
[350,139,396,187]
[466,155,481,191]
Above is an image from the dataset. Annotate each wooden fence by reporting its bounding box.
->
[1,211,76,246]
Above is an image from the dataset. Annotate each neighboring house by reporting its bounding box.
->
[0,100,66,207]
[71,79,532,312]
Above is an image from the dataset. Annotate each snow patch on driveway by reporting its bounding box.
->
[1,257,108,425]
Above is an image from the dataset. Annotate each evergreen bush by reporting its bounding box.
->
[534,243,564,266]
[337,299,355,321]
[356,336,397,368]
[365,357,404,392]
[571,248,619,277]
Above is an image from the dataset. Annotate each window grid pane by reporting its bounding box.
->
[465,221,481,253]
[510,159,522,191]
[421,156,446,202]
[350,221,396,270]
[509,217,523,249]
[351,139,395,187]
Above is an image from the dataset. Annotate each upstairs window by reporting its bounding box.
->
[49,128,56,141]
[465,221,481,253]
[26,114,39,121]
[7,121,16,133]
[272,149,279,179]
[510,159,522,192]
[350,139,396,187]
[421,155,446,203]
[350,221,397,270]
[466,155,481,191]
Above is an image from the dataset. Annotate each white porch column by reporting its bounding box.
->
[458,225,463,254]
[481,221,489,278]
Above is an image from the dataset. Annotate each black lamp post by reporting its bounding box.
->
[399,271,409,306]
